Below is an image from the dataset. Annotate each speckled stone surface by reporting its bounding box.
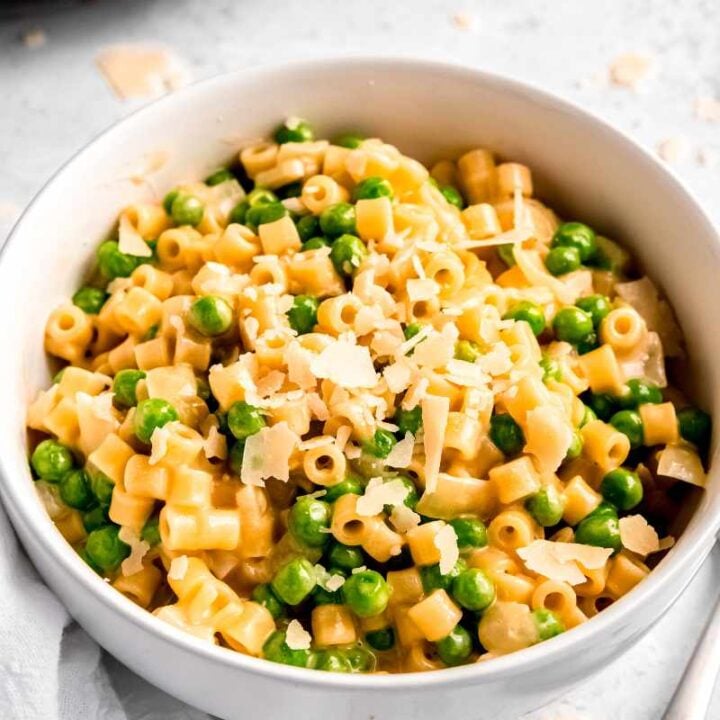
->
[1,1,719,718]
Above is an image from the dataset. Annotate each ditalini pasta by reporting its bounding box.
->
[27,118,712,673]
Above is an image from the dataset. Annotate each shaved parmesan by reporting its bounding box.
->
[383,360,413,393]
[657,444,707,487]
[168,555,189,582]
[434,523,459,575]
[422,394,450,493]
[118,212,152,257]
[619,515,660,556]
[514,248,577,305]
[618,331,667,388]
[446,358,488,387]
[356,477,409,516]
[398,323,433,356]
[524,406,573,474]
[517,540,612,585]
[478,343,513,376]
[386,433,415,468]
[149,422,173,465]
[256,370,286,398]
[326,574,346,592]
[306,392,329,421]
[203,425,227,460]
[285,620,312,650]
[240,422,299,486]
[119,526,150,577]
[412,326,458,369]
[389,504,421,533]
[335,425,352,451]
[310,339,377,389]
[75,391,120,456]
[407,278,439,302]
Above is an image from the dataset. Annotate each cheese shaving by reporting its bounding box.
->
[407,278,439,302]
[656,444,707,487]
[119,526,150,577]
[412,327,457,369]
[385,433,415,468]
[434,523,459,575]
[422,394,450,493]
[285,620,312,650]
[168,555,189,582]
[356,477,409,516]
[335,424,352,451]
[240,422,299,486]
[306,392,330,422]
[383,360,413,393]
[203,425,227,460]
[446,358,488,388]
[514,247,577,305]
[118,213,153,257]
[389,504,421,533]
[75,391,120,456]
[524,406,573,474]
[517,540,613,585]
[310,338,378,389]
[325,574,346,592]
[619,515,660,556]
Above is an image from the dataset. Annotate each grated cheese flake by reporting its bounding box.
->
[385,432,415,468]
[168,555,189,582]
[517,540,613,585]
[118,212,153,257]
[285,619,312,650]
[306,392,329,421]
[383,360,413,394]
[523,406,573,474]
[389,504,421,533]
[619,515,660,556]
[75,391,120,456]
[446,358,488,388]
[149,422,175,465]
[119,526,150,577]
[240,422,299,486]
[422,394,450,493]
[434,523,459,575]
[657,444,707,487]
[310,338,378,389]
[412,325,458,369]
[407,278,440,302]
[356,477,410,517]
[203,425,227,460]
[325,574,346,592]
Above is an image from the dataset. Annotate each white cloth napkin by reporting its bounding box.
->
[0,498,209,720]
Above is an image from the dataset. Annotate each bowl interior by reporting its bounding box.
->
[0,59,718,686]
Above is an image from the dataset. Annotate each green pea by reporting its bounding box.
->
[229,200,249,225]
[97,240,143,280]
[353,176,394,201]
[587,501,620,519]
[72,286,108,315]
[420,559,466,593]
[576,295,612,328]
[274,118,314,144]
[187,295,234,337]
[540,355,562,382]
[503,301,546,337]
[228,440,245,475]
[287,294,319,335]
[333,132,364,149]
[451,568,495,611]
[82,505,107,532]
[489,414,525,456]
[576,331,599,356]
[227,400,266,440]
[436,624,473,666]
[366,627,395,651]
[345,646,376,673]
[455,339,481,363]
[545,246,581,276]
[59,469,94,510]
[331,233,368,277]
[449,517,488,550]
[301,237,330,251]
[342,570,390,617]
[315,649,353,673]
[327,542,364,571]
[362,429,397,459]
[262,630,312,667]
[677,407,712,451]
[585,392,617,422]
[251,583,286,619]
[324,474,364,502]
[394,406,422,436]
[580,404,597,427]
[600,468,643,510]
[113,369,146,407]
[31,439,74,482]
[565,430,583,460]
[440,186,465,209]
[553,307,594,345]
[289,495,332,548]
[319,202,356,238]
[143,323,159,341]
[271,557,317,605]
[85,525,130,573]
[171,193,204,227]
[205,168,235,186]
[89,470,115,506]
[78,546,101,574]
[533,608,565,641]
[245,201,287,230]
[296,214,320,242]
[574,512,621,551]
[525,486,566,527]
[551,222,597,262]
[141,516,161,547]
[403,322,422,341]
[134,398,179,443]
[610,410,644,449]
[497,243,516,267]
[163,189,180,215]
[619,379,663,408]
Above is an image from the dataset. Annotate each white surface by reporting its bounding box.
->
[0,2,718,719]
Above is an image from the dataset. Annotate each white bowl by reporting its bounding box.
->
[0,58,718,720]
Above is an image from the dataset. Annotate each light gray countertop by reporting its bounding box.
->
[1,1,719,718]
